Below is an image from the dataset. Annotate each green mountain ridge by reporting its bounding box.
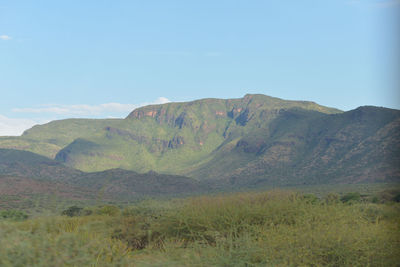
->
[0,94,398,187]
[53,94,343,175]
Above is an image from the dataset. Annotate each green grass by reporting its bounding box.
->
[1,189,399,266]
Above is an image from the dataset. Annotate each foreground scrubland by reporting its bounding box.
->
[0,190,399,266]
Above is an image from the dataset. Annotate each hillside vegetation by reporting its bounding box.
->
[0,94,399,187]
[0,190,399,266]
[0,149,207,209]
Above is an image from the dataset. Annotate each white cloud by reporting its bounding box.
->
[152,97,170,104]
[0,35,12,40]
[12,103,138,116]
[0,115,45,136]
[2,97,171,136]
[12,97,171,116]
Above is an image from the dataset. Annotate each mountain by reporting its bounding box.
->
[0,119,124,159]
[1,94,341,172]
[0,148,82,181]
[199,106,400,187]
[0,149,206,200]
[0,94,398,187]
[0,175,96,200]
[72,168,206,200]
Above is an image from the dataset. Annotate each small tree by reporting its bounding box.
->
[61,206,83,217]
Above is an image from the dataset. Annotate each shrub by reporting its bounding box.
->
[0,210,28,221]
[111,216,157,250]
[0,216,131,266]
[61,206,83,217]
[376,188,400,203]
[394,193,400,203]
[371,196,380,204]
[1,190,399,266]
[340,192,361,203]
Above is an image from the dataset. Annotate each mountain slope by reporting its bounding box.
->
[0,149,206,200]
[0,119,124,158]
[197,106,400,187]
[1,94,398,186]
[0,175,96,200]
[0,94,340,169]
[0,148,83,181]
[46,94,342,174]
[74,169,206,199]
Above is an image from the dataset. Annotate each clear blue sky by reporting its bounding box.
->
[0,0,399,135]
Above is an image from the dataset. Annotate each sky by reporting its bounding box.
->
[1,0,399,136]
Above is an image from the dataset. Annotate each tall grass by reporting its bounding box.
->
[0,216,131,266]
[0,190,399,266]
[139,191,400,266]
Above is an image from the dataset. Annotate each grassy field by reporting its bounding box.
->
[0,188,399,266]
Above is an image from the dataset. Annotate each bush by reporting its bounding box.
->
[1,190,399,266]
[376,188,400,203]
[61,206,83,217]
[340,192,361,203]
[0,210,28,221]
[155,191,306,244]
[131,191,400,266]
[111,216,157,250]
[0,216,131,266]
[394,193,400,203]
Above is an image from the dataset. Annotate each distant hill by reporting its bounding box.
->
[0,148,82,181]
[0,94,398,187]
[0,119,124,159]
[0,149,206,200]
[74,168,206,200]
[0,175,96,200]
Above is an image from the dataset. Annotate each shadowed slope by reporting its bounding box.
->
[0,148,83,181]
[0,149,207,201]
[199,106,400,187]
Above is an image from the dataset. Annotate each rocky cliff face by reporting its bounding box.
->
[127,94,340,129]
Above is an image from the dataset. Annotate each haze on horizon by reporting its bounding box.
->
[1,0,399,136]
